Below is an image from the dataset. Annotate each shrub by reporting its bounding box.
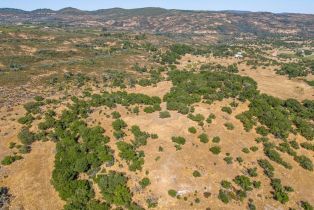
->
[221,106,232,114]
[18,114,34,125]
[242,148,250,154]
[289,140,300,149]
[206,114,216,124]
[236,157,243,163]
[172,136,186,145]
[210,146,221,155]
[256,126,269,136]
[253,181,261,189]
[112,119,127,131]
[218,189,229,204]
[144,106,155,113]
[212,136,220,143]
[168,189,177,197]
[224,157,233,164]
[294,155,313,171]
[300,142,314,152]
[224,122,234,130]
[1,155,22,165]
[258,159,274,178]
[19,145,31,154]
[234,175,253,191]
[247,167,258,177]
[264,147,292,169]
[221,180,231,189]
[250,146,258,152]
[270,178,289,204]
[188,113,205,123]
[111,111,121,119]
[198,133,209,143]
[301,201,314,210]
[139,178,151,188]
[18,128,36,145]
[188,127,197,134]
[192,170,201,177]
[159,111,171,118]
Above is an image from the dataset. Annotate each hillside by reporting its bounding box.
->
[0,7,313,40]
[0,8,313,210]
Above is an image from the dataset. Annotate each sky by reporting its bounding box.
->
[0,0,313,14]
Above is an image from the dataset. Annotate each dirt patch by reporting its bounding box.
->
[1,141,64,210]
[238,66,314,101]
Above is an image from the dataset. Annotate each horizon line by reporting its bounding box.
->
[0,6,313,15]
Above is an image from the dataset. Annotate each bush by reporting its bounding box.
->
[256,126,269,136]
[159,111,170,118]
[250,146,258,152]
[301,201,314,210]
[192,170,201,177]
[168,189,177,197]
[270,178,289,204]
[18,114,34,125]
[198,133,209,143]
[242,148,250,154]
[139,178,151,188]
[111,111,121,119]
[234,175,253,191]
[206,114,216,124]
[253,181,261,189]
[224,122,234,130]
[264,146,292,169]
[188,127,197,134]
[209,146,221,155]
[212,136,220,143]
[218,190,229,204]
[224,156,233,164]
[144,106,155,113]
[294,155,313,171]
[300,142,314,152]
[221,180,231,189]
[18,128,36,145]
[221,106,232,114]
[289,140,300,149]
[172,136,186,145]
[258,159,274,178]
[19,145,31,154]
[188,113,205,123]
[1,155,22,165]
[112,119,127,131]
[247,167,258,177]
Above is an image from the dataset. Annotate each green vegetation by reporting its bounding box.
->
[221,106,232,114]
[198,133,209,143]
[168,189,177,198]
[188,127,197,134]
[1,155,22,165]
[212,136,221,143]
[224,122,234,130]
[206,113,216,124]
[159,111,171,118]
[234,175,253,191]
[209,146,221,155]
[192,170,201,177]
[139,178,151,188]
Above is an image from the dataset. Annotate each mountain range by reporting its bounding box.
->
[0,7,313,38]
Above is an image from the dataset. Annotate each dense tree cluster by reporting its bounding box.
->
[164,70,258,114]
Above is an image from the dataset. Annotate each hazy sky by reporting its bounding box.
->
[0,0,313,14]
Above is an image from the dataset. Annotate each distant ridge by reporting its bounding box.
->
[0,7,313,38]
